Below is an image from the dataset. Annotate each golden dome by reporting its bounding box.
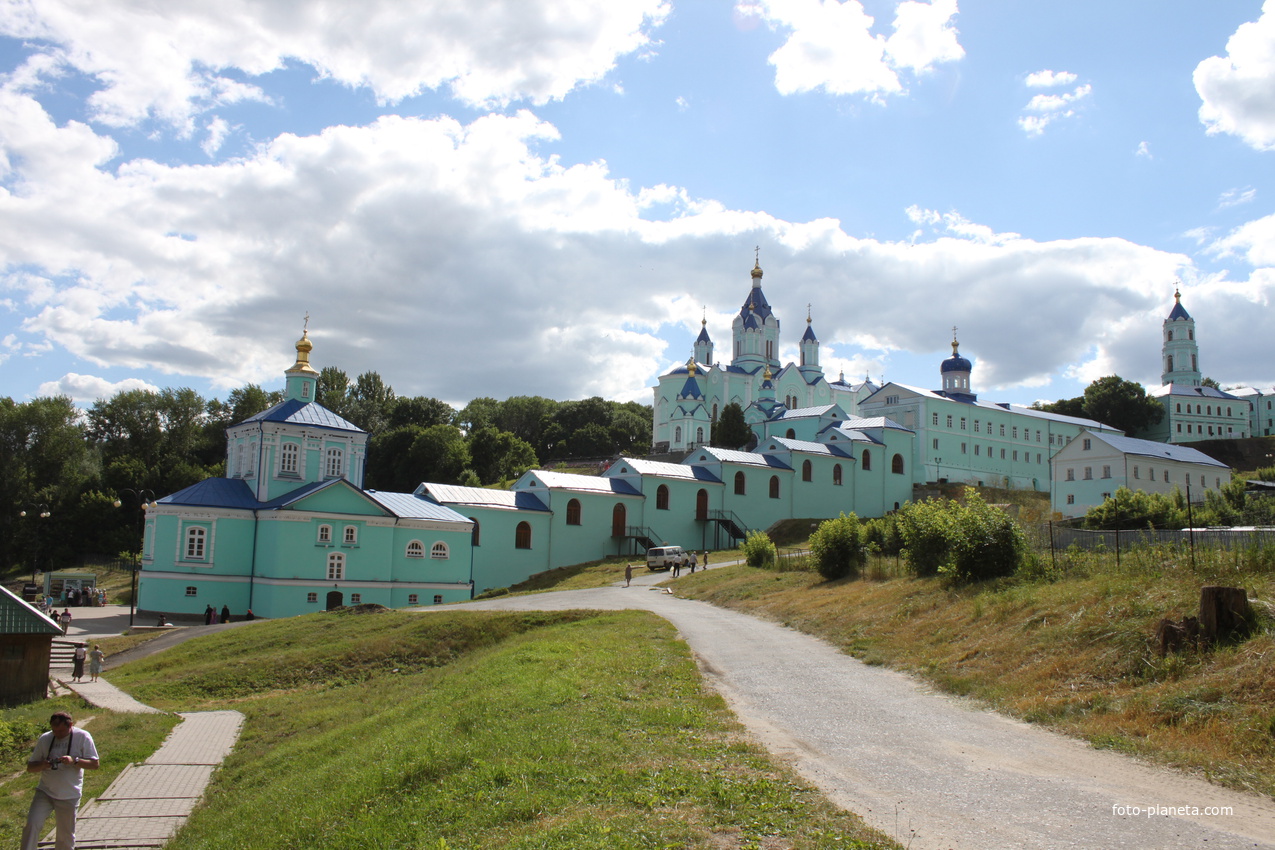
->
[686,357,697,377]
[287,327,320,375]
[751,259,763,279]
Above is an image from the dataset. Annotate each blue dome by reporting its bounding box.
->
[941,354,972,373]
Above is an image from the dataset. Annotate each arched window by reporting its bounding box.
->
[566,498,582,525]
[786,428,796,439]
[326,447,344,478]
[470,518,480,546]
[1166,356,1173,373]
[802,459,812,482]
[1176,403,1181,413]
[343,526,358,545]
[185,526,206,561]
[431,542,449,560]
[327,552,344,580]
[734,471,746,495]
[891,454,905,475]
[861,450,871,471]
[280,442,299,475]
[833,464,843,486]
[1167,329,1173,341]
[769,476,780,499]
[515,521,532,549]
[696,426,705,444]
[406,541,424,558]
[674,426,683,443]
[317,524,331,544]
[656,485,669,510]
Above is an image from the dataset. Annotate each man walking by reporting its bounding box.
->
[22,710,99,850]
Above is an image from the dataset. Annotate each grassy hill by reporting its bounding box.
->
[89,607,897,850]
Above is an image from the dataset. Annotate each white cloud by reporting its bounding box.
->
[36,372,161,403]
[1025,69,1077,88]
[748,0,963,99]
[0,0,671,130]
[1018,83,1091,136]
[2,90,1271,404]
[1208,211,1275,266]
[1135,140,1151,158]
[201,116,232,157]
[1217,186,1257,209]
[1194,1,1275,150]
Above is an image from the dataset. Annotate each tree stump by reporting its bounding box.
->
[1198,586,1251,642]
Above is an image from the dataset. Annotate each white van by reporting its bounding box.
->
[646,546,685,571]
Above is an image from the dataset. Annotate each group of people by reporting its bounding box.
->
[69,643,104,684]
[625,550,710,586]
[204,604,232,624]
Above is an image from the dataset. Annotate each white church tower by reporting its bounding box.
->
[731,260,780,372]
[1161,289,1201,387]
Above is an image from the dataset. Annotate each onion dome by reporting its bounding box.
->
[287,328,320,376]
[941,338,972,373]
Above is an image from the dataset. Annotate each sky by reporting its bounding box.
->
[1,0,1273,414]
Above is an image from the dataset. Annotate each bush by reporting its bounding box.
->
[863,513,904,556]
[740,530,777,568]
[0,717,39,762]
[810,513,865,581]
[897,489,1027,583]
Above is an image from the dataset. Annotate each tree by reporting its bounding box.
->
[493,396,558,447]
[456,397,500,434]
[407,425,471,485]
[364,425,427,491]
[387,396,454,430]
[712,403,751,449]
[317,367,353,419]
[467,427,538,484]
[569,423,613,458]
[346,371,396,435]
[1081,375,1164,435]
[1032,396,1085,418]
[1202,376,1221,390]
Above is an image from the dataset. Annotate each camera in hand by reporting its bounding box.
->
[49,758,60,770]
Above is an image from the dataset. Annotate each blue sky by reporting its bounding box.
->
[1,0,1273,412]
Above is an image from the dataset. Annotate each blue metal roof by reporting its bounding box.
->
[419,484,550,512]
[158,478,259,510]
[241,398,364,433]
[1088,431,1228,468]
[761,437,854,457]
[940,353,972,373]
[609,457,723,482]
[1154,383,1243,401]
[696,325,712,343]
[364,491,474,523]
[801,323,817,342]
[1168,300,1191,321]
[679,375,703,399]
[521,470,644,496]
[687,447,793,470]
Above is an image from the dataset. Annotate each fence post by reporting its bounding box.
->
[1049,520,1057,572]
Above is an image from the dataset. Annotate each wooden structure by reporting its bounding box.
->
[0,585,63,705]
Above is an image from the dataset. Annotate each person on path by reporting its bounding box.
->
[58,609,71,635]
[703,550,709,567]
[21,710,99,850]
[71,644,86,682]
[624,563,633,587]
[204,604,215,625]
[220,604,231,624]
[245,609,255,620]
[671,556,681,578]
[689,551,698,573]
[89,644,104,683]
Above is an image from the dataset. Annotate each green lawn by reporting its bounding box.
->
[93,607,897,849]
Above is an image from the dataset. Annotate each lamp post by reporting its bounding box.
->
[19,504,51,585]
[114,489,155,627]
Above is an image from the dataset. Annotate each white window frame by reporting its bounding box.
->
[343,526,358,546]
[326,446,344,478]
[431,542,450,560]
[406,540,425,558]
[307,592,318,603]
[185,586,197,597]
[327,553,345,581]
[317,524,332,544]
[185,526,207,561]
[280,442,299,476]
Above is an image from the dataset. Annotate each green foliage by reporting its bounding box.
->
[862,513,904,556]
[740,529,777,568]
[467,427,538,485]
[1037,375,1164,435]
[898,489,1026,583]
[1256,466,1275,483]
[0,717,38,763]
[1084,478,1275,530]
[713,402,751,449]
[810,513,866,580]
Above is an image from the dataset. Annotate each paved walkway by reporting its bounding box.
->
[433,571,1275,850]
[47,676,243,849]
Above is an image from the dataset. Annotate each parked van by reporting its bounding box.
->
[646,546,685,571]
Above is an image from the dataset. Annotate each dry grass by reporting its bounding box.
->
[676,546,1275,797]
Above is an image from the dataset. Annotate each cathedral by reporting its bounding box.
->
[650,260,877,452]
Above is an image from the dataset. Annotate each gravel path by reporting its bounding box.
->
[433,576,1275,850]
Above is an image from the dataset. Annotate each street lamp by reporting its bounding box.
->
[114,489,155,627]
[19,504,51,585]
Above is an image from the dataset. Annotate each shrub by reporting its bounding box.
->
[810,513,865,581]
[897,499,952,577]
[862,513,904,556]
[740,530,777,568]
[0,717,39,762]
[897,489,1027,583]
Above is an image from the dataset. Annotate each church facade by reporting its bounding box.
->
[651,260,877,453]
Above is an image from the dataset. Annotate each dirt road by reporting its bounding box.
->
[438,578,1275,850]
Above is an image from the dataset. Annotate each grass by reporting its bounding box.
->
[672,542,1275,797]
[479,549,741,596]
[0,699,180,847]
[95,607,897,849]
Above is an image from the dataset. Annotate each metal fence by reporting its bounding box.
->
[1023,523,1275,554]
